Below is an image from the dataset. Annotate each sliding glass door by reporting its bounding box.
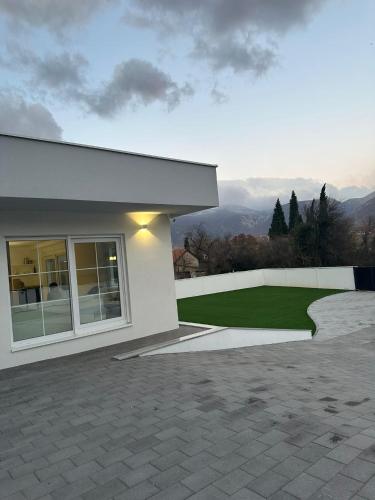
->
[72,238,123,327]
[7,236,127,346]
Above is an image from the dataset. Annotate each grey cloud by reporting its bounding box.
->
[0,0,116,33]
[0,94,62,139]
[3,45,88,89]
[2,43,192,116]
[78,59,193,117]
[219,178,373,211]
[207,0,326,35]
[126,0,327,75]
[128,0,326,35]
[193,38,276,74]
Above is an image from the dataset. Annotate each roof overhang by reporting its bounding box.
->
[0,134,219,216]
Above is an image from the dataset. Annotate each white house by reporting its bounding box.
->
[0,134,218,369]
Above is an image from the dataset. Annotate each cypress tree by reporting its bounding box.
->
[184,236,190,251]
[268,198,288,238]
[288,190,302,231]
[318,184,329,264]
[294,199,319,265]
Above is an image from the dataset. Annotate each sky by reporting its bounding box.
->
[0,0,374,207]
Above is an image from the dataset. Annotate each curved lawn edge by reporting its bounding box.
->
[177,286,346,333]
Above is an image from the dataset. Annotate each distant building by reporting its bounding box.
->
[173,248,200,279]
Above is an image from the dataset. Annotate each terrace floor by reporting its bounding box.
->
[2,325,375,499]
[309,291,375,341]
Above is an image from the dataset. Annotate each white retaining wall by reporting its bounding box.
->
[175,267,355,299]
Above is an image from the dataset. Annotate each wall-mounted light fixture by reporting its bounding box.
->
[140,224,148,230]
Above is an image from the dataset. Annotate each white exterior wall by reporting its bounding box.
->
[262,267,355,290]
[175,267,355,299]
[0,212,178,369]
[175,269,264,298]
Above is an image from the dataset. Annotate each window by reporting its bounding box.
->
[6,236,127,345]
[7,240,72,342]
[73,240,122,326]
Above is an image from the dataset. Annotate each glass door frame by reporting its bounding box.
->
[68,235,129,336]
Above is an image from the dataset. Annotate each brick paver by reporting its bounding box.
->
[1,325,375,499]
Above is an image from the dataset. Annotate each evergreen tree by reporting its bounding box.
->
[288,190,302,231]
[318,184,329,265]
[184,236,190,251]
[294,199,319,265]
[268,198,288,238]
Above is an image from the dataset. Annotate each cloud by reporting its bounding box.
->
[193,37,276,74]
[219,178,373,210]
[125,0,328,75]
[77,59,194,117]
[3,45,88,90]
[0,94,62,139]
[0,0,116,34]
[1,42,193,117]
[127,0,326,34]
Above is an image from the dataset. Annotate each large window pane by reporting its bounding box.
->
[40,272,70,301]
[76,269,99,296]
[78,295,101,324]
[7,239,72,342]
[7,241,38,275]
[43,300,72,335]
[96,241,118,267]
[11,304,44,341]
[101,292,121,320]
[75,243,96,269]
[74,239,122,325]
[39,240,69,272]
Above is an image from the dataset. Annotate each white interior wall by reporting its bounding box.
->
[175,267,355,299]
[0,212,178,369]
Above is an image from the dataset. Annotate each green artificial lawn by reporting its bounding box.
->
[177,286,344,332]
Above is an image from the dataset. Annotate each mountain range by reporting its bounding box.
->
[171,191,375,246]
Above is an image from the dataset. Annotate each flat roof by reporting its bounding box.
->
[0,133,218,169]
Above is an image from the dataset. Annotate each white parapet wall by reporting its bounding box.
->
[175,267,355,299]
[176,269,264,299]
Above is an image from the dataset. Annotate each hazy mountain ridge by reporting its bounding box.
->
[171,191,375,245]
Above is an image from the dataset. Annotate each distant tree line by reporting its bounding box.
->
[183,185,375,275]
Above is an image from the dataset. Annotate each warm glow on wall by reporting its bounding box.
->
[128,212,160,243]
[128,212,159,227]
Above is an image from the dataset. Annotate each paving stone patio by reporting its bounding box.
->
[2,324,375,499]
[309,291,375,341]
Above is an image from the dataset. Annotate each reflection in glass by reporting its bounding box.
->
[101,292,121,320]
[96,241,117,268]
[39,240,68,272]
[7,241,38,275]
[98,267,119,293]
[43,300,72,335]
[75,242,96,269]
[41,272,70,301]
[9,275,41,306]
[76,269,99,296]
[11,304,44,342]
[78,295,101,324]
